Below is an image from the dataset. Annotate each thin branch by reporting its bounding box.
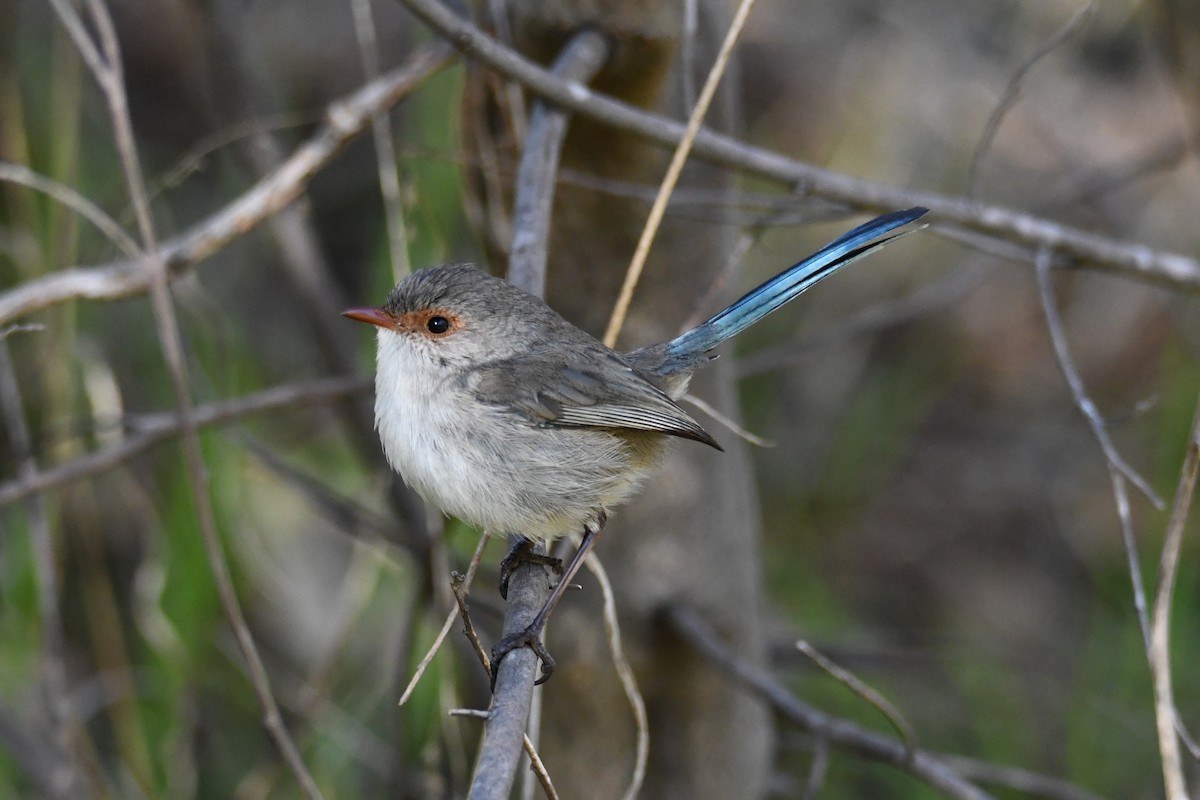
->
[399,535,491,706]
[395,0,1200,292]
[522,732,559,800]
[938,755,1107,800]
[1148,386,1200,800]
[0,162,139,256]
[681,393,775,447]
[967,4,1094,196]
[665,605,995,800]
[1034,250,1157,655]
[0,376,368,508]
[0,44,453,327]
[602,0,758,347]
[348,0,412,280]
[584,551,649,800]
[795,639,917,758]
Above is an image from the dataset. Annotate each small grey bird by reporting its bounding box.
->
[344,207,927,683]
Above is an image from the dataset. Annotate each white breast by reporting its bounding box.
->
[372,330,658,540]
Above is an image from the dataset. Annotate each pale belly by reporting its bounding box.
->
[375,358,663,540]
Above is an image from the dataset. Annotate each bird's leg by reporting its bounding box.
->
[498,538,563,600]
[490,512,607,688]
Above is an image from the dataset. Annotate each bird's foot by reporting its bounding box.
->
[490,625,555,690]
[498,539,563,600]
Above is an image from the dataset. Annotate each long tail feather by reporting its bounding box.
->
[666,207,928,359]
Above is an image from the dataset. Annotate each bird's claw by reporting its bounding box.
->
[498,541,563,600]
[490,627,556,690]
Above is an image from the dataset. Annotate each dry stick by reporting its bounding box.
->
[395,0,1200,292]
[665,606,995,800]
[0,340,85,799]
[936,756,1107,800]
[966,3,1095,197]
[0,376,367,508]
[584,552,649,800]
[399,536,491,706]
[686,606,1099,800]
[602,0,758,347]
[1033,252,1159,639]
[49,1,328,797]
[1148,388,1200,800]
[348,0,412,281]
[0,44,453,327]
[470,29,611,800]
[0,162,139,257]
[795,640,918,759]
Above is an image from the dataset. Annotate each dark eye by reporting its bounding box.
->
[426,315,451,334]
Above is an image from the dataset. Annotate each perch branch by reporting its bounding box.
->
[469,29,610,800]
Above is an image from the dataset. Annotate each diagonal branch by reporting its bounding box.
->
[666,605,995,800]
[396,0,1200,292]
[0,376,367,508]
[0,44,453,327]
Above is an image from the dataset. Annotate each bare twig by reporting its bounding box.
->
[450,708,492,720]
[0,376,368,508]
[681,393,775,447]
[348,0,411,280]
[938,755,1106,800]
[602,0,758,347]
[1034,250,1158,651]
[795,639,918,759]
[454,540,494,670]
[0,44,453,327]
[1148,387,1200,800]
[584,551,649,800]
[0,162,139,256]
[395,0,1200,291]
[967,4,1094,196]
[522,733,559,800]
[666,605,994,800]
[399,535,491,706]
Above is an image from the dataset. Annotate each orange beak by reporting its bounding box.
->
[342,307,399,330]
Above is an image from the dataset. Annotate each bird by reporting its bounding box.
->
[344,207,928,683]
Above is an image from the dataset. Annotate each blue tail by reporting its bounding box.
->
[665,207,927,360]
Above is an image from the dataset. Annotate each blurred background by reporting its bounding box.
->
[2,0,1198,797]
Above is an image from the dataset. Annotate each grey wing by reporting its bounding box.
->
[468,349,722,450]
